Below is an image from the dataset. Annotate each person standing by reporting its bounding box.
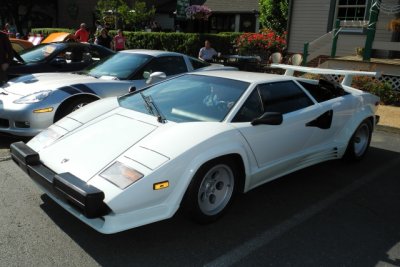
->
[95,28,113,49]
[94,20,103,37]
[74,23,89,42]
[0,31,14,85]
[198,40,218,62]
[113,29,126,51]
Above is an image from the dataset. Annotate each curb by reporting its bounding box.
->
[376,124,400,134]
[0,155,11,162]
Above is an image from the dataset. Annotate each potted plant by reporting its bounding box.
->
[355,47,365,58]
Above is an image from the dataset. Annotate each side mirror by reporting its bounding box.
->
[128,86,136,93]
[146,71,167,84]
[251,112,283,126]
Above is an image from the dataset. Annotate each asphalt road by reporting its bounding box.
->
[1,129,400,267]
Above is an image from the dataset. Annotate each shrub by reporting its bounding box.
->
[31,29,240,58]
[235,29,286,59]
[352,76,400,106]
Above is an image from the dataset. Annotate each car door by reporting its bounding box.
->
[232,81,326,187]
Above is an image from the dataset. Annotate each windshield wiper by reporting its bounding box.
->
[139,92,166,123]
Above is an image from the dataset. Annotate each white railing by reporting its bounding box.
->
[305,31,333,63]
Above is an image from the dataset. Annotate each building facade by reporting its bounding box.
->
[52,0,260,33]
[287,0,400,59]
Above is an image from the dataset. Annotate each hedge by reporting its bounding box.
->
[32,28,241,57]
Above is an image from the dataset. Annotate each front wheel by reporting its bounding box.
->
[183,159,238,224]
[343,120,372,161]
[55,96,96,121]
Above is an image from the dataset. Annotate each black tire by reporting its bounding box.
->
[55,96,96,121]
[343,119,372,161]
[183,158,238,224]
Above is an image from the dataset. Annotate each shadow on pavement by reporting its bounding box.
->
[38,146,400,266]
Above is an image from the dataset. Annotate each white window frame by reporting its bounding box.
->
[335,0,369,33]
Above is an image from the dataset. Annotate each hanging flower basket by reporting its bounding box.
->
[186,5,212,20]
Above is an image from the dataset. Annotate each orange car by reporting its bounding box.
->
[10,38,34,52]
[41,32,76,43]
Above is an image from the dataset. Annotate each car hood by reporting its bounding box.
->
[34,108,235,183]
[37,113,159,182]
[4,72,118,96]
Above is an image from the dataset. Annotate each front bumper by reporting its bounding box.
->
[0,102,55,137]
[10,141,110,218]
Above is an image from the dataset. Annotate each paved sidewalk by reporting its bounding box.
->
[376,105,400,133]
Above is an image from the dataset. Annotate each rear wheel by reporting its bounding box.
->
[343,120,372,161]
[183,159,238,223]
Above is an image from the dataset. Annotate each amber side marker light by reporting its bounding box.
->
[153,181,169,190]
[33,107,54,113]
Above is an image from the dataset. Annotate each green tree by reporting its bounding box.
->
[259,0,289,34]
[95,0,155,30]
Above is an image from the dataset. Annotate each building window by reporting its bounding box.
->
[337,0,367,21]
[210,14,236,32]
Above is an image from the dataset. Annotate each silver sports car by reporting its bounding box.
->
[0,49,233,136]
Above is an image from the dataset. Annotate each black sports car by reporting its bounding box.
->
[8,42,114,79]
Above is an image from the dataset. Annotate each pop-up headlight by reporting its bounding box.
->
[100,161,143,189]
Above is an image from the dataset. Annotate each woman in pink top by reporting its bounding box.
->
[113,29,126,51]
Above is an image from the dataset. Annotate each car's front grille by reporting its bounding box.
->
[0,118,10,128]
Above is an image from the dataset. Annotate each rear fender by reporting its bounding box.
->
[335,102,376,156]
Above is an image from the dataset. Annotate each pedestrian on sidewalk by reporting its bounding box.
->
[113,29,126,51]
[74,23,89,42]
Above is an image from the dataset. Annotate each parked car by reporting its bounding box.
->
[10,38,34,53]
[8,42,114,79]
[10,67,379,234]
[41,32,75,43]
[0,49,233,137]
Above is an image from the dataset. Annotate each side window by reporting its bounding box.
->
[141,56,188,76]
[299,79,348,103]
[259,81,313,114]
[87,47,102,61]
[232,89,263,122]
[62,47,84,63]
[189,57,210,70]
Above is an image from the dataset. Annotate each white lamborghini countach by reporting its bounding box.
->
[11,65,380,234]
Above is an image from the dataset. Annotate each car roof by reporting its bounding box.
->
[189,70,295,83]
[119,49,185,57]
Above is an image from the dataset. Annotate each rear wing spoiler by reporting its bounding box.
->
[270,64,379,86]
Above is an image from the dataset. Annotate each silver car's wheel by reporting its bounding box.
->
[183,158,238,223]
[344,120,372,161]
[71,102,88,112]
[55,96,96,121]
[198,164,235,216]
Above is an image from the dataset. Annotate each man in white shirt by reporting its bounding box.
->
[198,40,218,62]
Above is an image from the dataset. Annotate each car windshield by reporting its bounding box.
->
[118,74,250,122]
[19,43,62,63]
[81,52,153,80]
